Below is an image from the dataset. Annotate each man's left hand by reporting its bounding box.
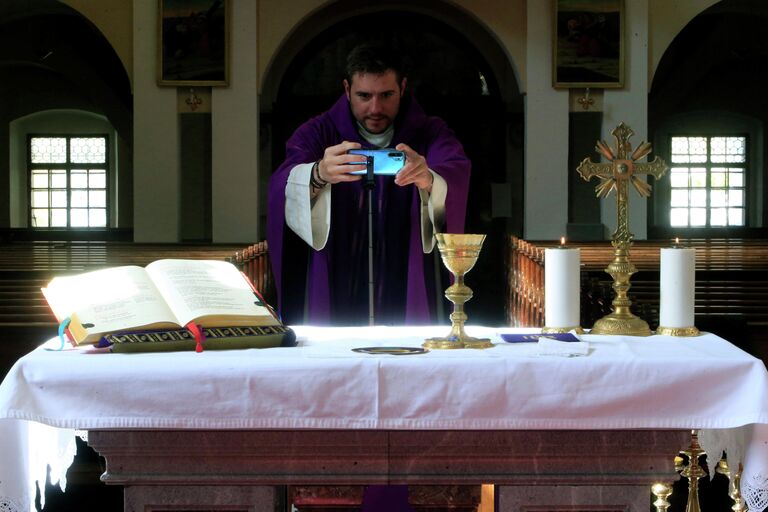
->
[394,143,433,192]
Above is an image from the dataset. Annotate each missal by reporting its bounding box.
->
[42,259,285,347]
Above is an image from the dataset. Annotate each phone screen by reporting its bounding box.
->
[348,149,406,175]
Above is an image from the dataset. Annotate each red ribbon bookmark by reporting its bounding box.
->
[185,322,205,353]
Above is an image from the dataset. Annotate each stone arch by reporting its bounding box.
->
[649,0,768,236]
[259,0,523,324]
[0,0,133,233]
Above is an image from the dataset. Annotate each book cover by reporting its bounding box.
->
[103,324,296,353]
[501,332,581,343]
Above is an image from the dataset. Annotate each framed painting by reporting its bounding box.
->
[553,0,624,88]
[158,0,229,86]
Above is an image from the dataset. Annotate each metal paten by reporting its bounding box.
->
[577,122,668,336]
[424,233,493,349]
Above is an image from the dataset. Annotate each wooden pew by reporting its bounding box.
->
[507,237,768,333]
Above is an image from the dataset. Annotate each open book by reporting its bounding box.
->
[42,259,284,347]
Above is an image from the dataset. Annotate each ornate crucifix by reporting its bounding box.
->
[577,122,668,336]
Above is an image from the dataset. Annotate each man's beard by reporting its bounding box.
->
[362,116,392,134]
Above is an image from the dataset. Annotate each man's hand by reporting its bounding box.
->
[316,141,365,184]
[394,143,433,191]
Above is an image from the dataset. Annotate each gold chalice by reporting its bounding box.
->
[424,233,493,349]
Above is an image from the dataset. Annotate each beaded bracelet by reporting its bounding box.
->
[310,160,328,190]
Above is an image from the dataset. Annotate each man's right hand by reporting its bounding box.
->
[316,141,365,184]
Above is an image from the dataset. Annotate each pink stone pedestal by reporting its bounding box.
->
[87,429,688,512]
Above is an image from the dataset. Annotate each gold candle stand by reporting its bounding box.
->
[677,429,706,512]
[651,482,673,512]
[656,326,700,337]
[716,458,747,512]
[424,233,493,350]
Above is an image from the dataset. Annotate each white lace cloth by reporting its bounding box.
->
[1,327,767,511]
[0,420,76,512]
[701,424,768,510]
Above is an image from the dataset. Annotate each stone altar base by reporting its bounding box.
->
[87,429,689,512]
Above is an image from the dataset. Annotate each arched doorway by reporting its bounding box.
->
[0,0,133,237]
[260,1,523,325]
[648,0,768,238]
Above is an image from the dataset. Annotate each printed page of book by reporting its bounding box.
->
[145,259,276,327]
[43,266,181,334]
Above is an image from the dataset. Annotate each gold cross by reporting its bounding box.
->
[577,122,668,244]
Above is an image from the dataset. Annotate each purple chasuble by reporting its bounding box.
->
[266,94,470,325]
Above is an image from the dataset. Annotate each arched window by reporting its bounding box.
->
[10,110,120,232]
[28,135,109,228]
[649,112,763,237]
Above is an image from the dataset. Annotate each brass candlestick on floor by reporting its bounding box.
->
[424,233,492,349]
[678,429,706,512]
[577,123,668,336]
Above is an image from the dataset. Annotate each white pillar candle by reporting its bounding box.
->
[544,247,581,328]
[660,246,696,328]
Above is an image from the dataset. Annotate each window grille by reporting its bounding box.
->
[669,135,746,227]
[28,136,108,228]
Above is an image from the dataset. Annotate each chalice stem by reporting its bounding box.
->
[424,233,492,349]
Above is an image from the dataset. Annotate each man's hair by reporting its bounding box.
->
[345,43,405,84]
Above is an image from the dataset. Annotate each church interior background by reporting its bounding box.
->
[1,0,767,510]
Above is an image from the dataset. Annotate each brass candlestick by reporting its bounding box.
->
[678,430,706,512]
[716,458,747,512]
[577,123,668,336]
[424,233,492,350]
[651,482,673,512]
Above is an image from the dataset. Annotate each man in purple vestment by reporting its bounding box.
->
[267,43,471,325]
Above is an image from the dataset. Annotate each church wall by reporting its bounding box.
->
[211,0,260,244]
[132,2,180,242]
[56,0,722,242]
[524,0,570,240]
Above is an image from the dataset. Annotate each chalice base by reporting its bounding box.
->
[590,312,652,337]
[656,326,700,337]
[423,336,493,350]
[462,336,494,349]
[423,337,465,350]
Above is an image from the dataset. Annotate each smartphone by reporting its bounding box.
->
[347,149,406,175]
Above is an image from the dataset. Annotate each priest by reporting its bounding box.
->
[267,42,471,325]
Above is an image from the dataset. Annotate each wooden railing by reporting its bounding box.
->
[508,236,768,330]
[227,240,276,307]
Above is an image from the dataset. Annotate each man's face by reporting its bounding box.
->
[344,70,406,134]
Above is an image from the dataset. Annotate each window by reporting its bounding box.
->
[28,135,108,228]
[669,135,746,227]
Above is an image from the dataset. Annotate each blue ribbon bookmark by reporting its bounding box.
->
[56,317,71,351]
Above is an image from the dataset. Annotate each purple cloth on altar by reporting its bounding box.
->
[361,485,414,512]
[266,94,470,325]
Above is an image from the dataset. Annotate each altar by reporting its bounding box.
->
[1,326,767,511]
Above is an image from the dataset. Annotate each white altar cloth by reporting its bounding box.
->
[1,326,767,511]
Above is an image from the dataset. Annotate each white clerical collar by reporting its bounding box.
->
[357,122,394,148]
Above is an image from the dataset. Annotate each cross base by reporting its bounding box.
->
[590,311,651,337]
